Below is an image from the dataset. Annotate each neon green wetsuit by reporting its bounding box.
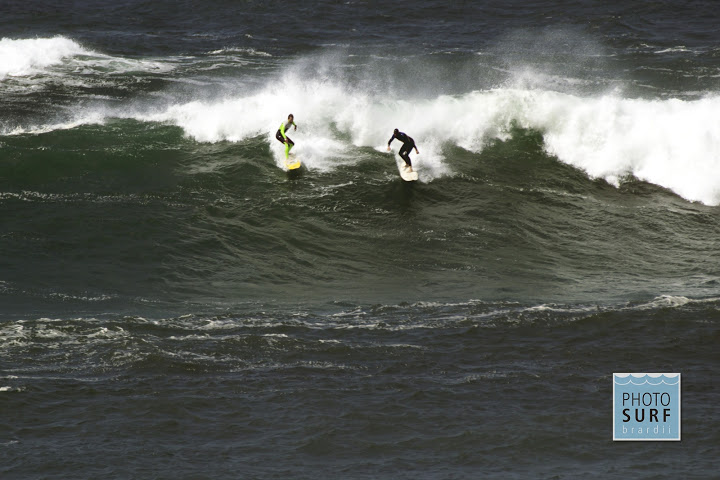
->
[276,120,297,158]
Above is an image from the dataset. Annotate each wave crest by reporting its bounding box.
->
[4,45,720,203]
[0,36,89,78]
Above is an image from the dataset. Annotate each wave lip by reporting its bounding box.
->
[0,36,89,78]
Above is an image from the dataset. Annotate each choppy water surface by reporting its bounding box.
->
[1,1,719,478]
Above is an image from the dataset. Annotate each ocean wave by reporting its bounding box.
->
[28,85,720,202]
[5,47,720,203]
[0,36,174,82]
[0,36,88,78]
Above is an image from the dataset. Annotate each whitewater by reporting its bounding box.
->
[4,36,720,204]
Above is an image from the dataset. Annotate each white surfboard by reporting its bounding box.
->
[398,162,418,181]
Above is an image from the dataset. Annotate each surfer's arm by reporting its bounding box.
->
[387,134,395,148]
[279,122,287,140]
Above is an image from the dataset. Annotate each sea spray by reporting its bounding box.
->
[4,41,720,202]
[8,78,720,202]
[0,36,88,78]
[0,35,173,86]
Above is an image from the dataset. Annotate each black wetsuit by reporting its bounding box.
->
[388,131,415,166]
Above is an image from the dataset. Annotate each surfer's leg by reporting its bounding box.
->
[284,136,294,158]
[400,144,412,166]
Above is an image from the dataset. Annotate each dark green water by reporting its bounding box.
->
[2,1,719,478]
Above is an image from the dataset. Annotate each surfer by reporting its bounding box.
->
[276,114,297,158]
[387,129,419,170]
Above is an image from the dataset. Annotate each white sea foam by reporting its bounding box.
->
[6,46,720,201]
[519,90,720,205]
[655,46,692,54]
[135,79,720,200]
[208,47,272,57]
[0,36,89,78]
[3,109,110,135]
[0,36,174,82]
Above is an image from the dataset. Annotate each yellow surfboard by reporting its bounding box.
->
[285,153,301,170]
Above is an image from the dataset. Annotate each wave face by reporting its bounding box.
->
[3,24,720,312]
